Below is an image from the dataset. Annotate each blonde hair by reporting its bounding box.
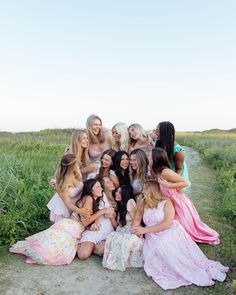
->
[86,114,105,144]
[128,123,148,147]
[111,122,129,152]
[104,190,117,211]
[130,149,148,185]
[143,180,166,208]
[136,180,166,215]
[56,154,78,191]
[69,129,89,167]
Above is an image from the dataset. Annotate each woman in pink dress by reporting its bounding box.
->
[149,147,220,245]
[86,114,111,162]
[9,163,112,265]
[132,180,228,290]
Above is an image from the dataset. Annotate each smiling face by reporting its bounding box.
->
[128,127,139,140]
[91,119,102,136]
[101,154,113,168]
[92,181,103,198]
[103,176,115,191]
[112,127,121,143]
[81,132,89,148]
[114,187,122,201]
[130,154,138,170]
[120,154,129,170]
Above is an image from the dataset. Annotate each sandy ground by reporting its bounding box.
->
[0,148,233,295]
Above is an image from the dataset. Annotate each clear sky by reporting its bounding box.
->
[0,0,235,132]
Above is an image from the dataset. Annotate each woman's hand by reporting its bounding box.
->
[88,162,100,173]
[132,225,146,236]
[102,208,115,216]
[90,221,100,231]
[78,207,92,219]
[50,179,56,189]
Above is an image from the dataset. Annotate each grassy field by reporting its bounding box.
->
[0,129,235,294]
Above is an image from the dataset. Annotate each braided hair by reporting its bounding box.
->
[155,121,175,161]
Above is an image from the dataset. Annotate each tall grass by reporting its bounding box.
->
[0,137,69,245]
[177,133,236,226]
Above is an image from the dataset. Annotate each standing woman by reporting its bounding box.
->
[113,151,130,186]
[128,123,154,156]
[130,149,148,202]
[150,147,220,245]
[86,114,111,162]
[155,121,190,186]
[111,122,129,152]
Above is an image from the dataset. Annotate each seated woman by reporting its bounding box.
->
[9,163,111,265]
[132,180,228,290]
[150,147,220,245]
[77,177,117,260]
[47,154,91,223]
[103,185,143,271]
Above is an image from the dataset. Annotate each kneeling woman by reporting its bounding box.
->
[103,185,143,271]
[9,157,111,265]
[132,180,228,290]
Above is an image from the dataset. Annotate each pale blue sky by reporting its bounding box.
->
[0,1,235,132]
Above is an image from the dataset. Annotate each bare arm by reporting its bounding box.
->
[80,196,114,227]
[174,151,185,175]
[144,200,174,234]
[55,185,91,218]
[132,200,175,235]
[159,168,189,189]
[132,199,144,228]
[110,175,120,189]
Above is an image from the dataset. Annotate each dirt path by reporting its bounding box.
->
[0,147,233,295]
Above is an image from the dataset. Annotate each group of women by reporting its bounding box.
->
[10,114,228,290]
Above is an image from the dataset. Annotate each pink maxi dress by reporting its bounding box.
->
[160,185,220,245]
[143,200,228,290]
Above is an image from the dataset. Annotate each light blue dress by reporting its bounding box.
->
[171,144,191,189]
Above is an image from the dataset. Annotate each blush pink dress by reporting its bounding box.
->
[160,185,220,245]
[88,128,111,162]
[143,200,228,290]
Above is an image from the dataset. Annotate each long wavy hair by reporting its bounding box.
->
[69,129,89,167]
[111,122,129,152]
[117,185,135,227]
[56,153,77,191]
[137,180,166,215]
[130,149,148,185]
[86,114,106,144]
